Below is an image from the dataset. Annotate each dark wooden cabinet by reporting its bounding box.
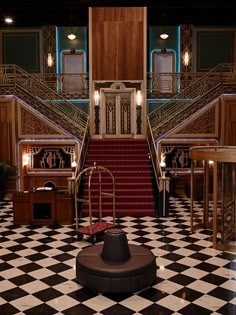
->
[56,193,75,224]
[13,191,74,225]
[29,191,56,225]
[13,192,30,225]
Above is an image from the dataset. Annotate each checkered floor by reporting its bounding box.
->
[0,195,236,315]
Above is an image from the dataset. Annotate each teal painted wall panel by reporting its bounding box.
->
[2,32,41,72]
[56,27,87,73]
[71,101,89,114]
[196,31,234,71]
[149,26,180,72]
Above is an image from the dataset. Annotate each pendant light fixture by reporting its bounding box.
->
[160,33,169,40]
[68,33,76,40]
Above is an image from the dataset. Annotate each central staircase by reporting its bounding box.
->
[80,138,157,217]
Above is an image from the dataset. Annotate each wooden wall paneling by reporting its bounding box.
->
[0,98,16,163]
[92,19,119,80]
[0,31,2,63]
[223,98,229,145]
[118,21,143,80]
[221,97,236,145]
[227,100,236,145]
[219,96,224,145]
[92,19,102,80]
[91,7,145,81]
[93,7,144,22]
[103,21,119,80]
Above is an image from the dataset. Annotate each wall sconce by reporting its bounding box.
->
[94,90,100,134]
[71,160,77,178]
[68,33,76,40]
[160,152,166,177]
[94,90,100,106]
[23,154,30,167]
[136,90,142,134]
[47,53,54,67]
[136,90,142,106]
[160,33,169,40]
[183,51,190,67]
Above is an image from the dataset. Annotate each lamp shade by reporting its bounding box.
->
[160,33,169,40]
[68,33,76,40]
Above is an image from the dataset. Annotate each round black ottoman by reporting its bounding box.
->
[76,228,156,293]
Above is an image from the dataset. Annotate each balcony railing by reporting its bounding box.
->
[32,73,89,99]
[28,72,208,100]
[146,72,206,98]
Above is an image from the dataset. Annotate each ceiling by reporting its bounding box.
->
[1,0,236,27]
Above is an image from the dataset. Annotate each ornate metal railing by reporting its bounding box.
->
[147,119,161,191]
[1,70,213,100]
[147,63,236,182]
[146,72,206,97]
[32,73,89,99]
[18,72,209,100]
[0,64,89,141]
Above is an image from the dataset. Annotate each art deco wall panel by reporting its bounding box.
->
[19,106,67,138]
[0,99,16,163]
[91,7,145,81]
[173,105,218,137]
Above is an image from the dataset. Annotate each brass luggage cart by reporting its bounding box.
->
[74,163,116,242]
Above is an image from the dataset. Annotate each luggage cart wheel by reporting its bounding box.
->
[77,233,83,241]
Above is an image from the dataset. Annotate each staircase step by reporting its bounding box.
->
[86,160,151,166]
[83,171,152,178]
[83,177,153,184]
[89,139,147,145]
[88,148,148,153]
[81,195,154,203]
[85,166,152,172]
[82,188,154,196]
[87,154,148,159]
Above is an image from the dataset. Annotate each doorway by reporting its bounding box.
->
[101,91,134,137]
[152,50,175,93]
[61,51,85,92]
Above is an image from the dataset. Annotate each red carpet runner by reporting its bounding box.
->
[80,139,156,217]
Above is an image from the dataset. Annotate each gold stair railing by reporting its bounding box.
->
[147,118,162,191]
[147,63,236,183]
[0,64,89,141]
[32,72,89,99]
[146,72,206,96]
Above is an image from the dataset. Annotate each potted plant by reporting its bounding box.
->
[0,160,17,200]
